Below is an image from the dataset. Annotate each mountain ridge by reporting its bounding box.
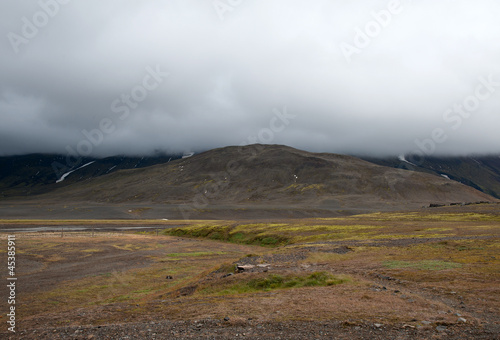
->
[1,145,498,219]
[10,145,496,201]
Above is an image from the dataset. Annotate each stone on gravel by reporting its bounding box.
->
[458,317,467,323]
[237,265,255,272]
[436,326,447,332]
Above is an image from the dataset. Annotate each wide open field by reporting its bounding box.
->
[0,204,499,339]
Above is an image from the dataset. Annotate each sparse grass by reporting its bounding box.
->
[216,262,237,274]
[383,260,462,271]
[81,248,103,253]
[8,211,499,326]
[112,244,154,251]
[355,212,500,222]
[164,217,498,247]
[200,272,351,295]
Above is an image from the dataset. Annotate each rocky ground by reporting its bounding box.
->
[1,210,499,339]
[7,319,500,339]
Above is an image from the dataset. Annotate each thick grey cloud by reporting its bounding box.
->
[1,0,499,157]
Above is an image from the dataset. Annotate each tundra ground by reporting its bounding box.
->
[0,205,499,339]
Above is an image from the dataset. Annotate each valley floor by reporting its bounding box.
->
[0,205,499,339]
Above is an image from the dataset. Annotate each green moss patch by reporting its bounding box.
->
[383,260,462,271]
[201,272,350,295]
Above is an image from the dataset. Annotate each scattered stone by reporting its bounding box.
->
[402,324,415,329]
[422,321,431,325]
[436,326,447,332]
[224,317,230,322]
[237,265,255,272]
[458,317,467,323]
[376,274,395,281]
[166,275,173,280]
[394,290,400,293]
[455,313,462,317]
[374,323,383,328]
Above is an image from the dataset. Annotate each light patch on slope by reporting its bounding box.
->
[398,154,417,167]
[441,174,451,180]
[56,161,96,183]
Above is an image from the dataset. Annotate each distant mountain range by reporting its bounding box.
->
[2,147,498,200]
[0,153,182,198]
[0,145,497,219]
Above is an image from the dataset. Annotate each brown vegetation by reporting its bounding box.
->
[0,205,498,338]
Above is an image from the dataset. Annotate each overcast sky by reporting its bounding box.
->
[1,0,499,157]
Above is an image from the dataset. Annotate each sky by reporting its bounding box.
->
[1,0,499,158]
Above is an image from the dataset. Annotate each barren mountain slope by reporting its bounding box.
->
[31,145,495,211]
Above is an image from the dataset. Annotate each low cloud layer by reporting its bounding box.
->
[1,0,500,157]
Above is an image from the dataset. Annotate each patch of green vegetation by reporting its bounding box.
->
[260,237,280,246]
[383,260,462,271]
[357,212,500,222]
[105,294,133,303]
[81,248,103,253]
[165,224,290,247]
[201,272,350,295]
[216,262,237,274]
[229,232,245,241]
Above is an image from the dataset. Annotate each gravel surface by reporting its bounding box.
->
[3,319,500,339]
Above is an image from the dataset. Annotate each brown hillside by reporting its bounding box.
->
[35,145,495,214]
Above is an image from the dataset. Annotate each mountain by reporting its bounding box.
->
[362,155,500,199]
[0,153,182,198]
[1,145,495,219]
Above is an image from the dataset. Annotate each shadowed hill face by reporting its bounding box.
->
[30,145,496,211]
[362,155,500,199]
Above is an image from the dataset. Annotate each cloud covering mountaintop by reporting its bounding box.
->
[1,0,500,157]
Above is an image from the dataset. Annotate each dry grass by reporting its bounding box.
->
[1,209,498,328]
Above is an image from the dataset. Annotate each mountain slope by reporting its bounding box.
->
[29,145,495,212]
[362,155,500,199]
[0,154,181,198]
